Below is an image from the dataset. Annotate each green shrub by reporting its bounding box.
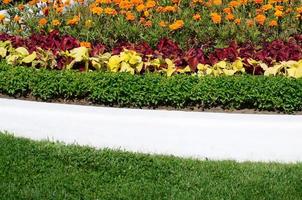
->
[1,62,302,113]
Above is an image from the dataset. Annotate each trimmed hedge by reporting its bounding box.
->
[1,62,302,113]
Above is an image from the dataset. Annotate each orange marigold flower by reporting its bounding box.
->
[159,20,167,27]
[193,14,201,21]
[297,7,302,14]
[210,12,221,24]
[145,0,156,8]
[169,20,184,30]
[255,14,266,25]
[80,42,92,48]
[163,6,177,12]
[261,4,273,11]
[269,20,278,26]
[172,0,179,4]
[234,18,241,25]
[56,7,64,13]
[18,4,25,11]
[67,15,80,25]
[131,0,143,5]
[14,15,21,23]
[144,20,152,27]
[223,7,232,14]
[226,14,235,21]
[126,11,135,21]
[91,6,103,15]
[136,4,145,12]
[254,0,263,4]
[52,19,61,26]
[229,1,240,7]
[38,18,47,26]
[2,0,12,4]
[274,10,283,17]
[247,19,254,27]
[212,0,222,6]
[104,7,117,15]
[0,14,5,22]
[275,5,284,11]
[119,0,133,10]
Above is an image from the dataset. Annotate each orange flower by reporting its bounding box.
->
[255,14,266,25]
[193,14,201,21]
[269,20,278,26]
[212,0,222,6]
[261,4,273,11]
[52,19,61,26]
[56,6,64,13]
[297,7,302,14]
[159,20,167,27]
[67,15,80,25]
[274,10,283,17]
[18,4,25,11]
[211,12,221,24]
[131,0,143,5]
[223,8,232,14]
[169,20,184,30]
[91,6,103,15]
[2,0,12,4]
[0,14,5,22]
[104,7,117,15]
[234,18,241,25]
[229,1,240,7]
[226,14,235,21]
[144,20,152,27]
[145,0,156,8]
[247,19,254,27]
[254,0,263,4]
[38,18,47,26]
[136,4,145,12]
[126,11,135,21]
[162,6,177,13]
[275,5,284,11]
[119,0,133,10]
[14,15,21,23]
[80,42,92,48]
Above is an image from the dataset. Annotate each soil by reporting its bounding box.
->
[1,94,301,115]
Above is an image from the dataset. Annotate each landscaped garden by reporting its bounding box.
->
[1,0,302,198]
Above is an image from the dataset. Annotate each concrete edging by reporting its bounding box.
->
[1,98,302,163]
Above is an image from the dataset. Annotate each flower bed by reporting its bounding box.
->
[0,0,301,112]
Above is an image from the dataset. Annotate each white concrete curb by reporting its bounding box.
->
[1,98,302,163]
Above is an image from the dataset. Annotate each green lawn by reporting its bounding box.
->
[0,133,302,200]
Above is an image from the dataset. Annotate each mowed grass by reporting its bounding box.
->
[0,133,302,200]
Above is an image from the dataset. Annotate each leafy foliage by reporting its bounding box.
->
[1,62,302,113]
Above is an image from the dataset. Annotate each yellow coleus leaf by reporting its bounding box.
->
[135,62,144,73]
[120,51,131,62]
[90,57,102,70]
[177,66,191,73]
[0,47,7,58]
[165,58,176,77]
[108,55,122,72]
[22,51,37,63]
[223,69,236,76]
[69,47,89,62]
[120,61,134,74]
[129,55,142,65]
[232,59,245,72]
[295,66,302,78]
[15,47,29,56]
[214,61,227,69]
[206,68,213,75]
[197,63,208,71]
[6,55,19,65]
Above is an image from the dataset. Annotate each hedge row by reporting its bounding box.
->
[1,62,302,113]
